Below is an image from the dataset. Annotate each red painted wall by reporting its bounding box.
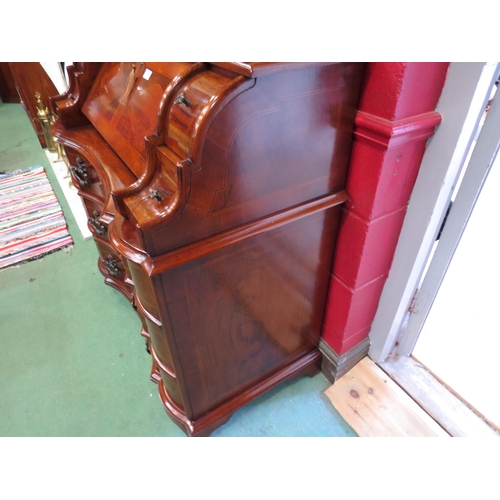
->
[322,62,450,355]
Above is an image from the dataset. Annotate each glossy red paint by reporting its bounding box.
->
[324,273,387,339]
[358,62,450,121]
[322,62,450,356]
[345,140,429,220]
[332,206,409,289]
[323,324,373,355]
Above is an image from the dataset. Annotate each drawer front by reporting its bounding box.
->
[127,260,160,319]
[160,369,184,410]
[144,318,174,371]
[165,71,233,159]
[94,239,128,281]
[150,342,184,410]
[81,197,109,240]
[65,147,106,202]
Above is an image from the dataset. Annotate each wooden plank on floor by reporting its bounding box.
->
[324,357,450,437]
[379,354,500,437]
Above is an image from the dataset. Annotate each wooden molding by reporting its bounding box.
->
[210,62,334,78]
[354,110,443,150]
[158,349,322,436]
[147,190,349,275]
[319,336,370,383]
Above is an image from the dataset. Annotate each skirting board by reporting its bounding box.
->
[319,337,370,384]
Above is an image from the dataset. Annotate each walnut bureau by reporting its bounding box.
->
[51,62,365,436]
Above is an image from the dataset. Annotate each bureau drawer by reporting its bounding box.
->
[65,148,106,202]
[126,260,160,319]
[81,197,108,240]
[94,239,128,281]
[144,317,174,371]
[150,342,184,410]
[165,71,234,159]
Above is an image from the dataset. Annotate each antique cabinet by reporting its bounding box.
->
[51,62,365,436]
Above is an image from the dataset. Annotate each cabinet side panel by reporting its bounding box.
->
[159,207,340,419]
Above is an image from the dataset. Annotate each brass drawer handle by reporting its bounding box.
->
[175,92,191,108]
[71,157,90,186]
[88,210,106,236]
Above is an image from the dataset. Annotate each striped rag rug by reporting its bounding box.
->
[0,165,73,270]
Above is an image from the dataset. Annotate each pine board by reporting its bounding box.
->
[324,357,450,437]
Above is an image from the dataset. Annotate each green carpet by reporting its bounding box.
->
[0,100,356,437]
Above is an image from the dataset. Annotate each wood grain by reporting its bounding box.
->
[324,357,450,437]
[380,355,500,437]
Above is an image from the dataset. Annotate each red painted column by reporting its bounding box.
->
[322,62,450,356]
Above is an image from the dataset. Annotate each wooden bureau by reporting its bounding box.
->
[51,62,365,436]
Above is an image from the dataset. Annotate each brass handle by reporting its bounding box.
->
[70,157,90,187]
[175,92,191,108]
[88,210,106,236]
[103,255,120,277]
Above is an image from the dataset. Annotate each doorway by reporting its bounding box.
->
[368,62,500,435]
[396,75,500,432]
[411,151,499,429]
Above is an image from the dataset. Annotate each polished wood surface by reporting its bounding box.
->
[157,208,340,419]
[49,62,103,128]
[0,62,20,103]
[53,62,365,436]
[8,63,59,148]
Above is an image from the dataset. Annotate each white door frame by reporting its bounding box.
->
[397,78,500,355]
[369,62,500,363]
